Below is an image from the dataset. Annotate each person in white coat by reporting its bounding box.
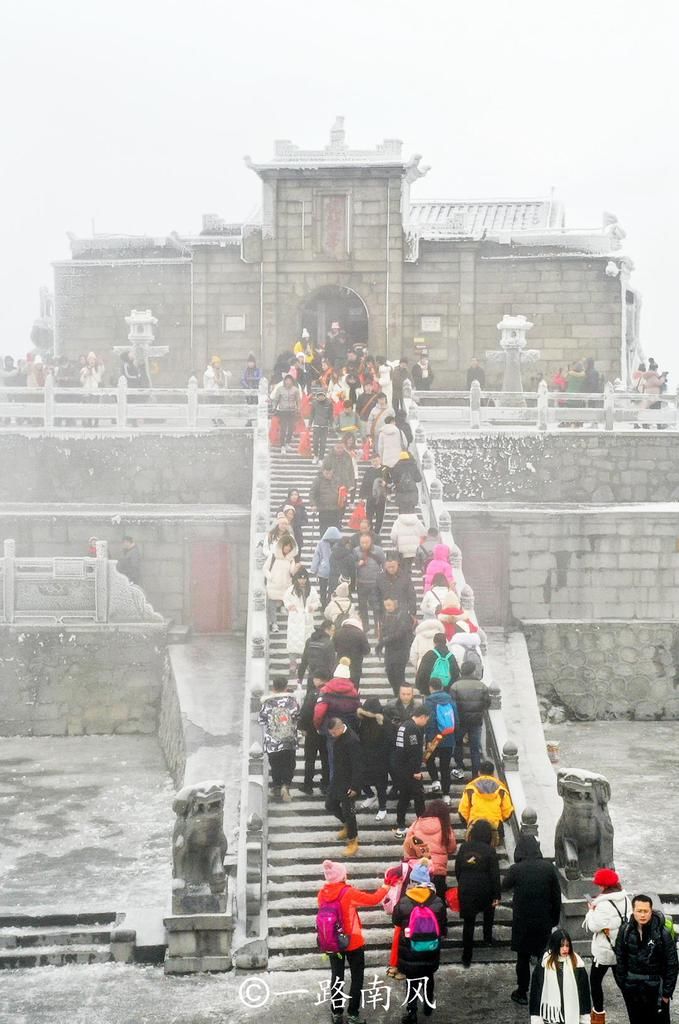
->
[419,574,458,620]
[283,565,320,675]
[583,868,631,1022]
[378,416,408,470]
[264,535,297,634]
[409,617,441,671]
[390,512,427,578]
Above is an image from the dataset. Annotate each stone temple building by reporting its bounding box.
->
[53,118,641,387]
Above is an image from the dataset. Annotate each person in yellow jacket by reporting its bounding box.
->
[457,759,514,846]
[293,329,316,364]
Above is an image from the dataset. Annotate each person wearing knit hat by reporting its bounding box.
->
[392,856,447,1022]
[317,860,388,1024]
[583,867,630,1022]
[324,580,356,628]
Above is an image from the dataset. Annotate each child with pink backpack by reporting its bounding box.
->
[391,860,447,1023]
[316,859,388,1024]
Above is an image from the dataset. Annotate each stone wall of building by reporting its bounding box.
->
[0,624,167,736]
[432,433,679,503]
[523,621,679,720]
[0,511,250,630]
[473,251,623,384]
[450,505,679,623]
[54,258,192,386]
[191,244,263,377]
[0,432,252,505]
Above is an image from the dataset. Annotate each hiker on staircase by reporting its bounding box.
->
[313,658,361,780]
[258,676,300,803]
[415,631,460,696]
[333,615,370,688]
[298,670,330,796]
[310,468,344,539]
[310,526,343,608]
[377,596,413,696]
[405,801,457,901]
[356,696,390,822]
[458,759,515,847]
[353,534,385,637]
[392,859,447,1023]
[583,867,631,1024]
[324,717,363,858]
[317,859,389,1024]
[423,678,461,796]
[392,704,431,840]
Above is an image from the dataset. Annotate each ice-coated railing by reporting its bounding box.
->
[412,381,679,431]
[0,376,257,431]
[406,389,538,854]
[230,378,270,969]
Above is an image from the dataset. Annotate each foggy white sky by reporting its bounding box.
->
[1,0,677,375]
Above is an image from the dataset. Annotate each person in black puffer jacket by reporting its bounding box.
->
[455,818,501,967]
[356,697,390,819]
[334,616,371,688]
[615,894,678,1024]
[393,859,447,1022]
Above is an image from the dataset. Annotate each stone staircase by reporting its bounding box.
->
[265,434,514,970]
[0,912,117,969]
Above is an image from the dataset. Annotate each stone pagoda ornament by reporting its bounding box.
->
[114,309,168,387]
[486,314,540,405]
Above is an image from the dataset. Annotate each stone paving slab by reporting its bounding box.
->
[0,735,173,913]
[0,961,631,1024]
[544,720,679,893]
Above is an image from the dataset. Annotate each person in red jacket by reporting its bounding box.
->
[318,859,389,1024]
[313,657,361,779]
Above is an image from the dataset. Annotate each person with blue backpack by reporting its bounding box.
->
[317,859,389,1024]
[392,859,447,1023]
[423,677,462,797]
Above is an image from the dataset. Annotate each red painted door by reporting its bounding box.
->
[190,542,231,632]
[454,530,510,628]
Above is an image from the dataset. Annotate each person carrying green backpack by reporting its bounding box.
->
[415,632,460,696]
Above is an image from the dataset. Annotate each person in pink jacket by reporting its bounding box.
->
[405,799,457,901]
[423,544,454,592]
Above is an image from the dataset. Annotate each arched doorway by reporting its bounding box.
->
[300,285,369,348]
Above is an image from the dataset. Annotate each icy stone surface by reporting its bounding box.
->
[545,720,679,892]
[0,961,629,1023]
[0,735,173,911]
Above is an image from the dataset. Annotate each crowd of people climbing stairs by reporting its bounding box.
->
[257,330,678,1024]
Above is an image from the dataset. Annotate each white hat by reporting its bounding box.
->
[301,328,310,340]
[334,657,352,679]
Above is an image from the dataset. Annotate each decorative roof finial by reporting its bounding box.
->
[330,116,346,148]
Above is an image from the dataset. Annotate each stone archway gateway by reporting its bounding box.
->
[300,285,369,349]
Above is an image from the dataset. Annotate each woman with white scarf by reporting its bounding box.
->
[529,929,591,1024]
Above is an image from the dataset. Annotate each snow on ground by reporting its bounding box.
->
[0,735,173,912]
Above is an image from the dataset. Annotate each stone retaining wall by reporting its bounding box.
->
[0,624,167,736]
[523,621,679,721]
[432,433,679,503]
[0,432,252,505]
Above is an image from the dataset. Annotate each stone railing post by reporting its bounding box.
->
[469,380,482,429]
[520,807,539,839]
[3,539,16,623]
[117,375,128,428]
[604,381,615,431]
[187,376,198,429]
[95,540,109,622]
[503,740,519,772]
[537,380,548,431]
[44,373,55,429]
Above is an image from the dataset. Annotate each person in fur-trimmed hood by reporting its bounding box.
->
[529,928,591,1024]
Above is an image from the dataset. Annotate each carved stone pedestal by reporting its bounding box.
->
[164,913,233,974]
[172,882,226,916]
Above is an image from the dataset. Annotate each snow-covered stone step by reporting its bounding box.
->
[0,944,113,969]
[268,827,474,847]
[0,925,112,949]
[268,924,512,953]
[267,896,514,922]
[267,943,515,972]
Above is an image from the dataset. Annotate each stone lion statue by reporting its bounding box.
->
[172,781,227,893]
[554,769,614,880]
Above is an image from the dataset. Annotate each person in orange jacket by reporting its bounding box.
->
[318,859,389,1024]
